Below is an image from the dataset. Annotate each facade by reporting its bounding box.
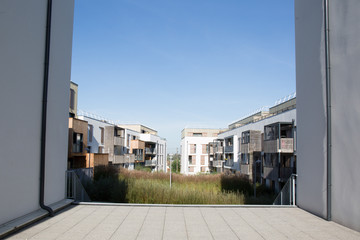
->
[0,0,74,226]
[140,133,167,172]
[68,117,88,169]
[295,0,360,231]
[218,97,296,192]
[78,115,167,171]
[69,82,78,118]
[180,129,222,175]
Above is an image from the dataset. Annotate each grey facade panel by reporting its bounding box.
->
[0,0,74,225]
[296,0,360,231]
[295,0,327,219]
[329,0,360,232]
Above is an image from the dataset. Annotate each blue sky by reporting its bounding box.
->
[71,0,295,153]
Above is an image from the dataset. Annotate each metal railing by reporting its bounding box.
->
[145,159,157,166]
[273,174,297,205]
[66,170,91,202]
[212,160,223,168]
[224,159,234,168]
[224,145,233,152]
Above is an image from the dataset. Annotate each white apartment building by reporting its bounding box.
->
[180,129,222,175]
[77,115,167,172]
[0,0,74,229]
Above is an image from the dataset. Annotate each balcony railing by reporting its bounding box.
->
[114,136,124,146]
[113,154,135,164]
[263,138,294,153]
[145,147,156,155]
[212,160,223,168]
[240,164,251,175]
[224,159,234,168]
[145,159,157,166]
[224,145,233,153]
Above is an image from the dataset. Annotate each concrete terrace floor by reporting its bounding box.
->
[6,204,360,240]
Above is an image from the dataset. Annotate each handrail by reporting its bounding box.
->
[66,170,91,202]
[273,174,297,205]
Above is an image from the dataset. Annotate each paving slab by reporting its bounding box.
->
[5,204,360,240]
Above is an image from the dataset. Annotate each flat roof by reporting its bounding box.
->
[6,204,360,239]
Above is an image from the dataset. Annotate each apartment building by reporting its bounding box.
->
[295,0,360,231]
[208,139,224,173]
[217,96,296,192]
[69,82,78,118]
[0,0,74,227]
[68,117,88,169]
[77,116,167,171]
[181,128,222,175]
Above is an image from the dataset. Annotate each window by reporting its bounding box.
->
[127,134,130,147]
[98,146,104,153]
[88,124,93,142]
[264,125,279,141]
[72,132,83,153]
[242,131,250,144]
[188,155,196,165]
[100,127,104,144]
[190,144,196,154]
[201,155,206,165]
[202,144,207,154]
[70,89,75,110]
[193,132,202,137]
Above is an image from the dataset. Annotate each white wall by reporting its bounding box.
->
[0,0,74,225]
[140,134,167,172]
[219,109,296,173]
[296,0,360,231]
[78,116,113,153]
[180,137,217,175]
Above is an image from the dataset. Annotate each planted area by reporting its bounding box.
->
[84,165,275,204]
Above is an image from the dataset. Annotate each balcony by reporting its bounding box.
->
[145,159,157,167]
[263,138,294,153]
[114,136,124,146]
[134,155,143,161]
[215,146,224,153]
[145,147,156,155]
[212,160,223,168]
[240,164,251,175]
[113,154,135,164]
[263,167,278,181]
[224,159,234,168]
[224,145,233,153]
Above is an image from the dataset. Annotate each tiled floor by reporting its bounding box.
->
[6,205,360,240]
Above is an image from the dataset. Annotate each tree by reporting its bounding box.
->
[168,153,181,173]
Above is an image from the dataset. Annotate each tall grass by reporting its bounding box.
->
[126,178,243,204]
[85,167,273,204]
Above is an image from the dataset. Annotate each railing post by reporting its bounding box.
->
[292,175,296,206]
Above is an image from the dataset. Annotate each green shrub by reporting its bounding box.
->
[93,165,119,181]
[220,174,253,195]
[85,165,128,203]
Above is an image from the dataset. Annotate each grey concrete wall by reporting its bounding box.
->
[0,0,74,225]
[329,0,360,232]
[295,0,328,219]
[296,0,360,231]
